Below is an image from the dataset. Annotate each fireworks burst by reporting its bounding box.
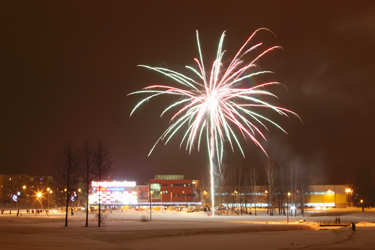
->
[129,29,299,215]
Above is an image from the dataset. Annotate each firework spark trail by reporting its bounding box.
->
[129,29,299,215]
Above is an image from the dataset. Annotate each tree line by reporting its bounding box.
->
[202,160,310,216]
[53,138,113,227]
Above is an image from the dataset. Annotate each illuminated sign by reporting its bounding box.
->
[92,180,136,188]
[89,190,137,205]
[12,195,18,202]
[92,187,125,192]
[89,180,138,205]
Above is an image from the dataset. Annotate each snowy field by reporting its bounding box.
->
[1,208,375,250]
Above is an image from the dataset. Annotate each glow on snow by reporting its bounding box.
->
[129,29,299,215]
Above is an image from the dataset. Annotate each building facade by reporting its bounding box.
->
[0,174,53,209]
[149,175,201,206]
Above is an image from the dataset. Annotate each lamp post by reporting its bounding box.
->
[78,188,81,207]
[36,192,42,216]
[345,188,352,207]
[160,191,163,205]
[170,192,172,204]
[23,185,27,210]
[287,192,291,223]
[361,199,364,212]
[49,190,53,209]
[150,190,153,221]
[182,191,186,205]
[47,188,50,209]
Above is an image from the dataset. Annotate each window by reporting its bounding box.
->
[171,184,174,187]
[184,184,186,187]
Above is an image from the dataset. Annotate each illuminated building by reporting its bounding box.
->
[218,185,350,209]
[88,180,149,207]
[0,174,53,208]
[148,175,201,206]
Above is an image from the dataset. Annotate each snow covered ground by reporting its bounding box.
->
[1,207,375,249]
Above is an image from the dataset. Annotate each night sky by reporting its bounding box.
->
[1,1,375,185]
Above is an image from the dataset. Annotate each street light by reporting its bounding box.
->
[345,188,352,207]
[287,192,291,223]
[160,191,163,205]
[150,190,153,221]
[234,190,238,213]
[36,192,42,216]
[48,190,52,210]
[360,199,364,212]
[170,192,173,204]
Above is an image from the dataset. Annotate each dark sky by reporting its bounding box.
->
[1,1,375,185]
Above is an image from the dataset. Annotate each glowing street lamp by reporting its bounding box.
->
[150,190,153,221]
[287,192,291,223]
[35,192,42,216]
[47,190,53,209]
[160,191,163,205]
[345,188,352,207]
[234,190,238,212]
[360,199,364,212]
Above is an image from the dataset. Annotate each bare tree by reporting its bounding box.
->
[297,164,310,216]
[265,161,277,216]
[278,164,288,215]
[54,142,80,227]
[289,163,298,217]
[238,165,242,215]
[78,138,95,227]
[94,139,113,227]
[249,166,258,216]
